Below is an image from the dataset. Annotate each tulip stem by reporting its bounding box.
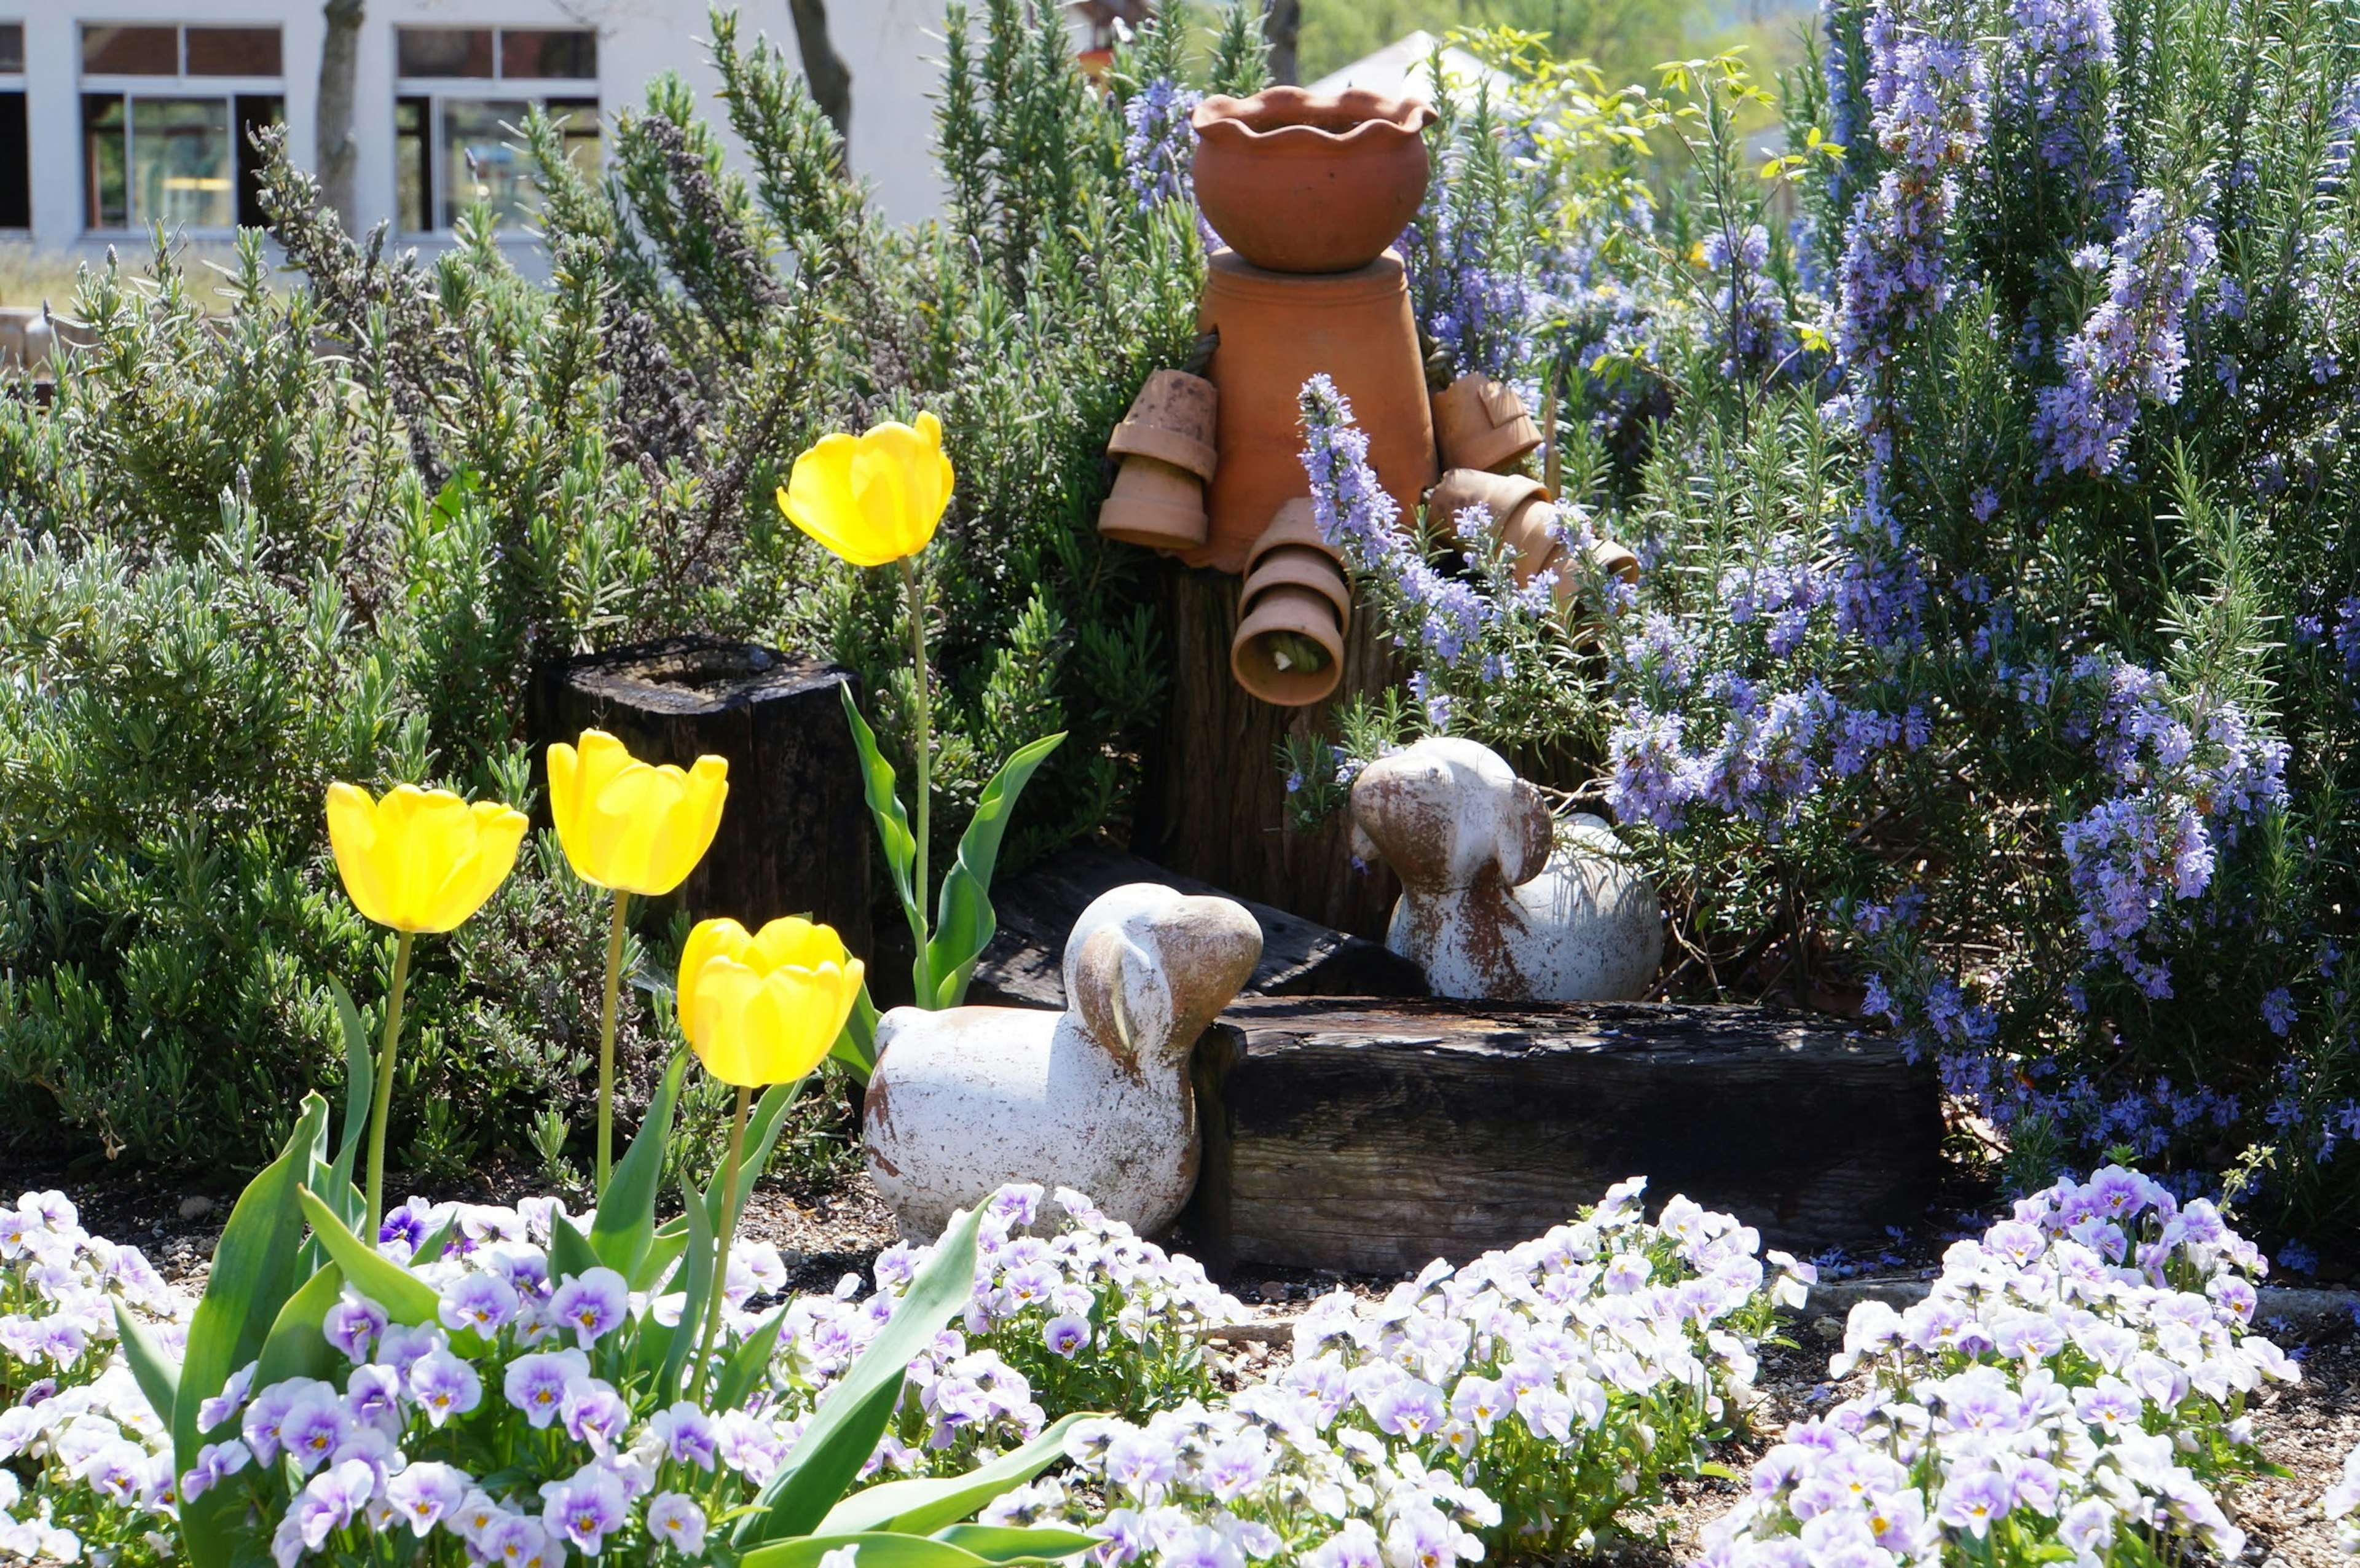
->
[901,556,932,968]
[595,889,631,1194]
[364,930,413,1242]
[693,1082,753,1403]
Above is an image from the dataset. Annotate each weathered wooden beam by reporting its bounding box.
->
[527,635,873,958]
[1180,997,1941,1276]
[967,842,1427,1009]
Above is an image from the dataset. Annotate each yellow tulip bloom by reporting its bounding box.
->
[679,917,865,1087]
[546,730,730,897]
[777,411,955,567]
[326,782,529,934]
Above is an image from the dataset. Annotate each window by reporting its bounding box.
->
[393,26,598,233]
[79,24,282,231]
[0,24,22,230]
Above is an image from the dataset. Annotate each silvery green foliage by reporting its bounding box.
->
[1705,1167,2293,1568]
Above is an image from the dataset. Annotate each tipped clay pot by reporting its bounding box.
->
[1431,372,1543,474]
[1192,88,1438,275]
[1099,370,1220,551]
[1195,250,1436,574]
[1231,499,1351,707]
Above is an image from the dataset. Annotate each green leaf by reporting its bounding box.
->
[831,984,881,1080]
[326,977,375,1189]
[590,1050,686,1280]
[253,1263,347,1390]
[706,1078,808,1237]
[843,684,923,954]
[924,732,1064,1008]
[735,1204,986,1548]
[714,1304,790,1413]
[818,1414,1090,1535]
[296,1186,439,1325]
[741,1534,993,1568]
[175,1092,328,1568]
[549,1212,604,1283]
[112,1303,180,1433]
[632,1217,691,1295]
[413,1215,459,1266]
[658,1177,715,1404]
[932,1526,1100,1562]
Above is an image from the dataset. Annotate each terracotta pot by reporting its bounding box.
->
[1099,457,1210,551]
[1587,538,1640,587]
[1246,544,1354,621]
[1426,468,1550,548]
[1431,372,1542,474]
[1107,369,1219,480]
[1497,505,1563,583]
[1232,584,1346,707]
[1192,88,1437,275]
[1196,250,1436,574]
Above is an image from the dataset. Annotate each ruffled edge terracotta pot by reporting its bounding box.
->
[1231,498,1350,706]
[1192,88,1438,275]
[1099,370,1219,551]
[1431,372,1542,474]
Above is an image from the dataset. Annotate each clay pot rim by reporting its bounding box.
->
[1192,87,1438,152]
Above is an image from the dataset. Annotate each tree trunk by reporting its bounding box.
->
[1130,559,1403,939]
[1262,0,1302,86]
[316,0,364,230]
[788,0,855,152]
[1177,997,1944,1274]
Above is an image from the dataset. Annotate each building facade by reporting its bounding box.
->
[0,0,953,256]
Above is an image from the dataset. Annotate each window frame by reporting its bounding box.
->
[77,22,284,236]
[391,26,600,238]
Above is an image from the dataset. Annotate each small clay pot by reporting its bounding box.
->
[1107,369,1219,480]
[1099,456,1210,551]
[1427,468,1551,549]
[1587,538,1640,586]
[1497,504,1563,583]
[1431,372,1542,474]
[1233,585,1346,707]
[1192,88,1437,275]
[1247,544,1355,622]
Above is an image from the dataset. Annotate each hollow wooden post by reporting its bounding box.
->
[528,635,873,959]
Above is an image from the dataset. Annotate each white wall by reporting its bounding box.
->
[14,0,951,253]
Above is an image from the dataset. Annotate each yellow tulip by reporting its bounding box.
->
[325,782,529,934]
[777,411,955,567]
[546,730,730,896]
[678,916,865,1087]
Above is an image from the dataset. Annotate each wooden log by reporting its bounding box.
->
[1131,558,1402,939]
[966,841,1428,1009]
[527,635,873,958]
[1180,996,1942,1276]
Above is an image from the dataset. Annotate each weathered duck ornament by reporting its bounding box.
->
[863,883,1263,1238]
[1350,737,1663,1002]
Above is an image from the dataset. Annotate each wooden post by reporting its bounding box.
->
[1179,996,1944,1271]
[1131,559,1402,939]
[528,635,873,960]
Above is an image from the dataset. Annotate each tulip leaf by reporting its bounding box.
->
[111,1301,181,1435]
[932,1526,1101,1562]
[175,1092,328,1568]
[590,1050,686,1282]
[841,685,924,954]
[740,1533,994,1568]
[817,1413,1090,1535]
[413,1215,459,1266]
[549,1211,603,1284]
[735,1204,985,1548]
[658,1176,715,1404]
[925,731,1065,1009]
[631,1217,691,1296]
[254,1262,347,1390]
[296,1186,439,1325]
[830,984,880,1080]
[713,1303,790,1413]
[326,976,375,1190]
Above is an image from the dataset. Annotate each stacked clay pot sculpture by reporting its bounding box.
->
[1430,372,1543,474]
[1099,370,1220,551]
[863,882,1264,1237]
[1231,499,1351,706]
[1192,87,1438,275]
[1350,737,1663,1003]
[1427,467,1640,602]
